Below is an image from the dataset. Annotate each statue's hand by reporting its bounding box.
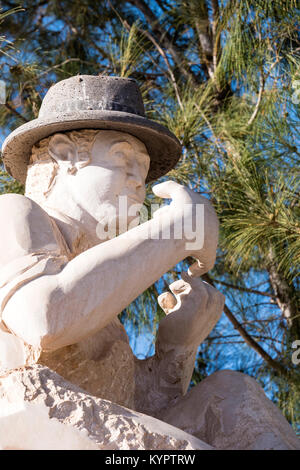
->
[152,181,219,275]
[156,272,225,349]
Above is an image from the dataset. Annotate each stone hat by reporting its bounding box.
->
[1,75,182,183]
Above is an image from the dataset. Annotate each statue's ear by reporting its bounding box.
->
[48,133,77,163]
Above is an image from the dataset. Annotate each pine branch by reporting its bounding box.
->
[189,1,214,80]
[203,273,290,379]
[134,24,184,112]
[222,303,289,377]
[21,58,84,90]
[213,279,276,298]
[247,72,265,127]
[195,25,214,80]
[247,58,280,127]
[211,0,220,74]
[127,0,199,84]
[209,333,284,346]
[4,102,28,122]
[153,0,168,13]
[267,249,300,335]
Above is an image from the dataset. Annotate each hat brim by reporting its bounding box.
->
[1,110,182,184]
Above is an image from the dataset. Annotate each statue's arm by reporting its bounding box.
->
[1,182,219,352]
[134,275,225,417]
[2,212,188,350]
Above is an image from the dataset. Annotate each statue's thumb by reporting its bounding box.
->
[152,180,183,199]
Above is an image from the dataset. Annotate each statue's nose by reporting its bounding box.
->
[126,163,144,190]
[127,176,143,190]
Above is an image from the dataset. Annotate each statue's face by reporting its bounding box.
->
[68,131,150,236]
[26,130,150,240]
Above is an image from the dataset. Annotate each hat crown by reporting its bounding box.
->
[39,75,145,118]
[3,74,181,185]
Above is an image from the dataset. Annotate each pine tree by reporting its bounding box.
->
[0,0,299,431]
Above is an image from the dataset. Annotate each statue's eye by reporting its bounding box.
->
[112,151,127,166]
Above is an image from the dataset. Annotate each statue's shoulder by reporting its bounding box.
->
[0,193,66,266]
[0,193,51,229]
[0,192,36,213]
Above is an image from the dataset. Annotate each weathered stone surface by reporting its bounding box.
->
[38,318,136,410]
[0,365,213,450]
[161,370,300,451]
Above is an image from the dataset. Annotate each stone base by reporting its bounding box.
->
[161,370,300,450]
[0,365,212,450]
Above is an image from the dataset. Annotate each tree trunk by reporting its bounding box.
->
[267,250,300,339]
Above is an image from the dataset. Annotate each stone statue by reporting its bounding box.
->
[0,75,299,450]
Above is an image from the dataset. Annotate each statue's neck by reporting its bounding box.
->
[25,186,125,256]
[25,183,102,255]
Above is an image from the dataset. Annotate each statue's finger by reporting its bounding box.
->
[187,260,205,277]
[152,180,183,199]
[158,292,177,314]
[169,279,191,297]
